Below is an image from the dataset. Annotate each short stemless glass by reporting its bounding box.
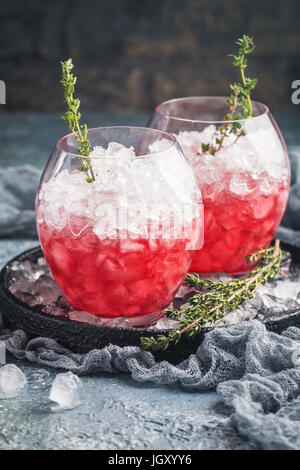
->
[36,126,203,326]
[149,97,291,274]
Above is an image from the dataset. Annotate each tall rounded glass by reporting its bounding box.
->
[149,97,290,274]
[36,126,203,326]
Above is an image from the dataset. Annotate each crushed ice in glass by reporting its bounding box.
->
[49,371,82,409]
[6,249,300,331]
[36,141,196,240]
[0,364,28,399]
[176,125,290,198]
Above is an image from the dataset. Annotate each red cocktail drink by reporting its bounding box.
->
[36,127,202,325]
[37,220,195,317]
[189,179,288,273]
[149,97,290,273]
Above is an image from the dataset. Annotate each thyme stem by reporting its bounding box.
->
[240,63,253,116]
[141,240,282,351]
[180,240,280,338]
[202,34,257,155]
[60,58,95,183]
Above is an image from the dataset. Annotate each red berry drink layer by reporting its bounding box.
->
[38,221,193,318]
[190,181,288,273]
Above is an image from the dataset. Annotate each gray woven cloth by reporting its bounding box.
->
[0,165,39,239]
[1,320,300,449]
[277,145,300,247]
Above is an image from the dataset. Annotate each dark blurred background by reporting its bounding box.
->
[1,0,300,114]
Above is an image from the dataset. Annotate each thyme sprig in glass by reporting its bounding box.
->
[202,35,257,156]
[141,240,282,351]
[60,59,95,183]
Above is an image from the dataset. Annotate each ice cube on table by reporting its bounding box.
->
[49,371,82,409]
[0,364,28,399]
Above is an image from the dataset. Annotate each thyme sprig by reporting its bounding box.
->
[60,59,95,183]
[202,35,257,156]
[141,240,282,351]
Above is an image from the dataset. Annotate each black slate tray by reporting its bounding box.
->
[0,243,300,364]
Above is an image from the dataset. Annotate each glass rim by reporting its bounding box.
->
[56,125,178,159]
[155,96,270,124]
